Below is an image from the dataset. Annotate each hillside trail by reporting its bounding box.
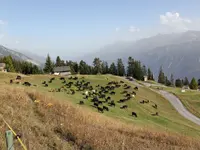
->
[125,78,200,126]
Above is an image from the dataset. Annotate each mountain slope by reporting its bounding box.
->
[0,45,41,66]
[82,30,200,79]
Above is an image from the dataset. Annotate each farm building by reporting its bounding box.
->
[143,76,148,82]
[0,63,6,72]
[53,66,71,76]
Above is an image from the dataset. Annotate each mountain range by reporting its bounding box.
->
[0,45,43,66]
[2,30,200,80]
[81,30,200,80]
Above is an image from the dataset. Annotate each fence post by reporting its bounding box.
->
[5,130,14,150]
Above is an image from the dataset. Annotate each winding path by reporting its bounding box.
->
[126,78,200,126]
[158,90,200,126]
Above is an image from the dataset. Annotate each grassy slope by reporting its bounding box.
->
[1,73,200,138]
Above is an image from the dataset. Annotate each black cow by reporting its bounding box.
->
[120,81,124,83]
[140,100,145,104]
[109,102,115,107]
[16,75,22,80]
[97,107,104,113]
[23,82,31,86]
[110,91,115,95]
[79,101,84,105]
[120,105,128,109]
[98,101,103,105]
[103,106,109,111]
[42,81,46,84]
[44,84,48,87]
[152,112,159,116]
[117,99,125,103]
[152,104,158,109]
[48,80,52,83]
[132,112,137,117]
[94,102,99,108]
[134,87,138,91]
[60,77,65,80]
[10,79,13,84]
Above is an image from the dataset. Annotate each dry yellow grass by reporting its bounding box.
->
[0,85,200,150]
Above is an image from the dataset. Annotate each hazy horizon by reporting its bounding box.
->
[1,0,200,58]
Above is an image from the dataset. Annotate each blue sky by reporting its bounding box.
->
[0,0,200,58]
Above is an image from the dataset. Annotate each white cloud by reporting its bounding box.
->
[129,26,140,33]
[115,27,120,32]
[160,12,191,31]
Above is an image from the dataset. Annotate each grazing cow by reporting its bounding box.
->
[110,91,115,95]
[123,84,127,87]
[140,100,145,104]
[120,81,124,83]
[44,84,48,87]
[94,102,99,108]
[152,112,159,116]
[131,91,136,95]
[132,112,137,117]
[98,101,103,105]
[96,84,100,87]
[10,79,13,84]
[42,81,46,84]
[124,86,131,89]
[109,102,115,107]
[84,95,89,99]
[134,87,138,91]
[79,101,84,105]
[103,106,109,111]
[97,107,104,113]
[16,75,22,80]
[125,93,131,97]
[144,100,149,103]
[50,77,55,81]
[152,104,158,109]
[48,80,52,83]
[70,89,75,95]
[117,99,125,103]
[60,77,65,80]
[105,96,111,101]
[121,91,128,94]
[23,82,31,86]
[120,105,128,109]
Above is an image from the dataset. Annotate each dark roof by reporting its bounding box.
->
[54,66,71,72]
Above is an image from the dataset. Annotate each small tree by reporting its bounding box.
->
[190,78,198,90]
[117,58,125,76]
[55,56,62,66]
[93,58,102,74]
[43,54,54,73]
[175,79,183,88]
[158,66,165,84]
[109,62,117,75]
[170,74,174,87]
[184,77,189,86]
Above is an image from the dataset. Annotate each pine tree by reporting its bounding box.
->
[165,76,171,86]
[158,66,165,84]
[170,74,174,86]
[93,58,102,74]
[127,57,134,77]
[56,56,62,66]
[79,60,87,74]
[175,79,183,88]
[101,61,109,74]
[184,77,189,86]
[43,54,54,73]
[133,61,143,80]
[190,78,198,90]
[198,79,200,86]
[117,58,125,76]
[109,62,117,75]
[3,56,15,72]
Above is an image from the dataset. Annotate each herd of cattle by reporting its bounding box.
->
[9,75,159,117]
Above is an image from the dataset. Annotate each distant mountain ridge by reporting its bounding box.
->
[81,30,200,80]
[0,45,42,66]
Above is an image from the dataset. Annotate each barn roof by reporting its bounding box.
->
[54,66,71,72]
